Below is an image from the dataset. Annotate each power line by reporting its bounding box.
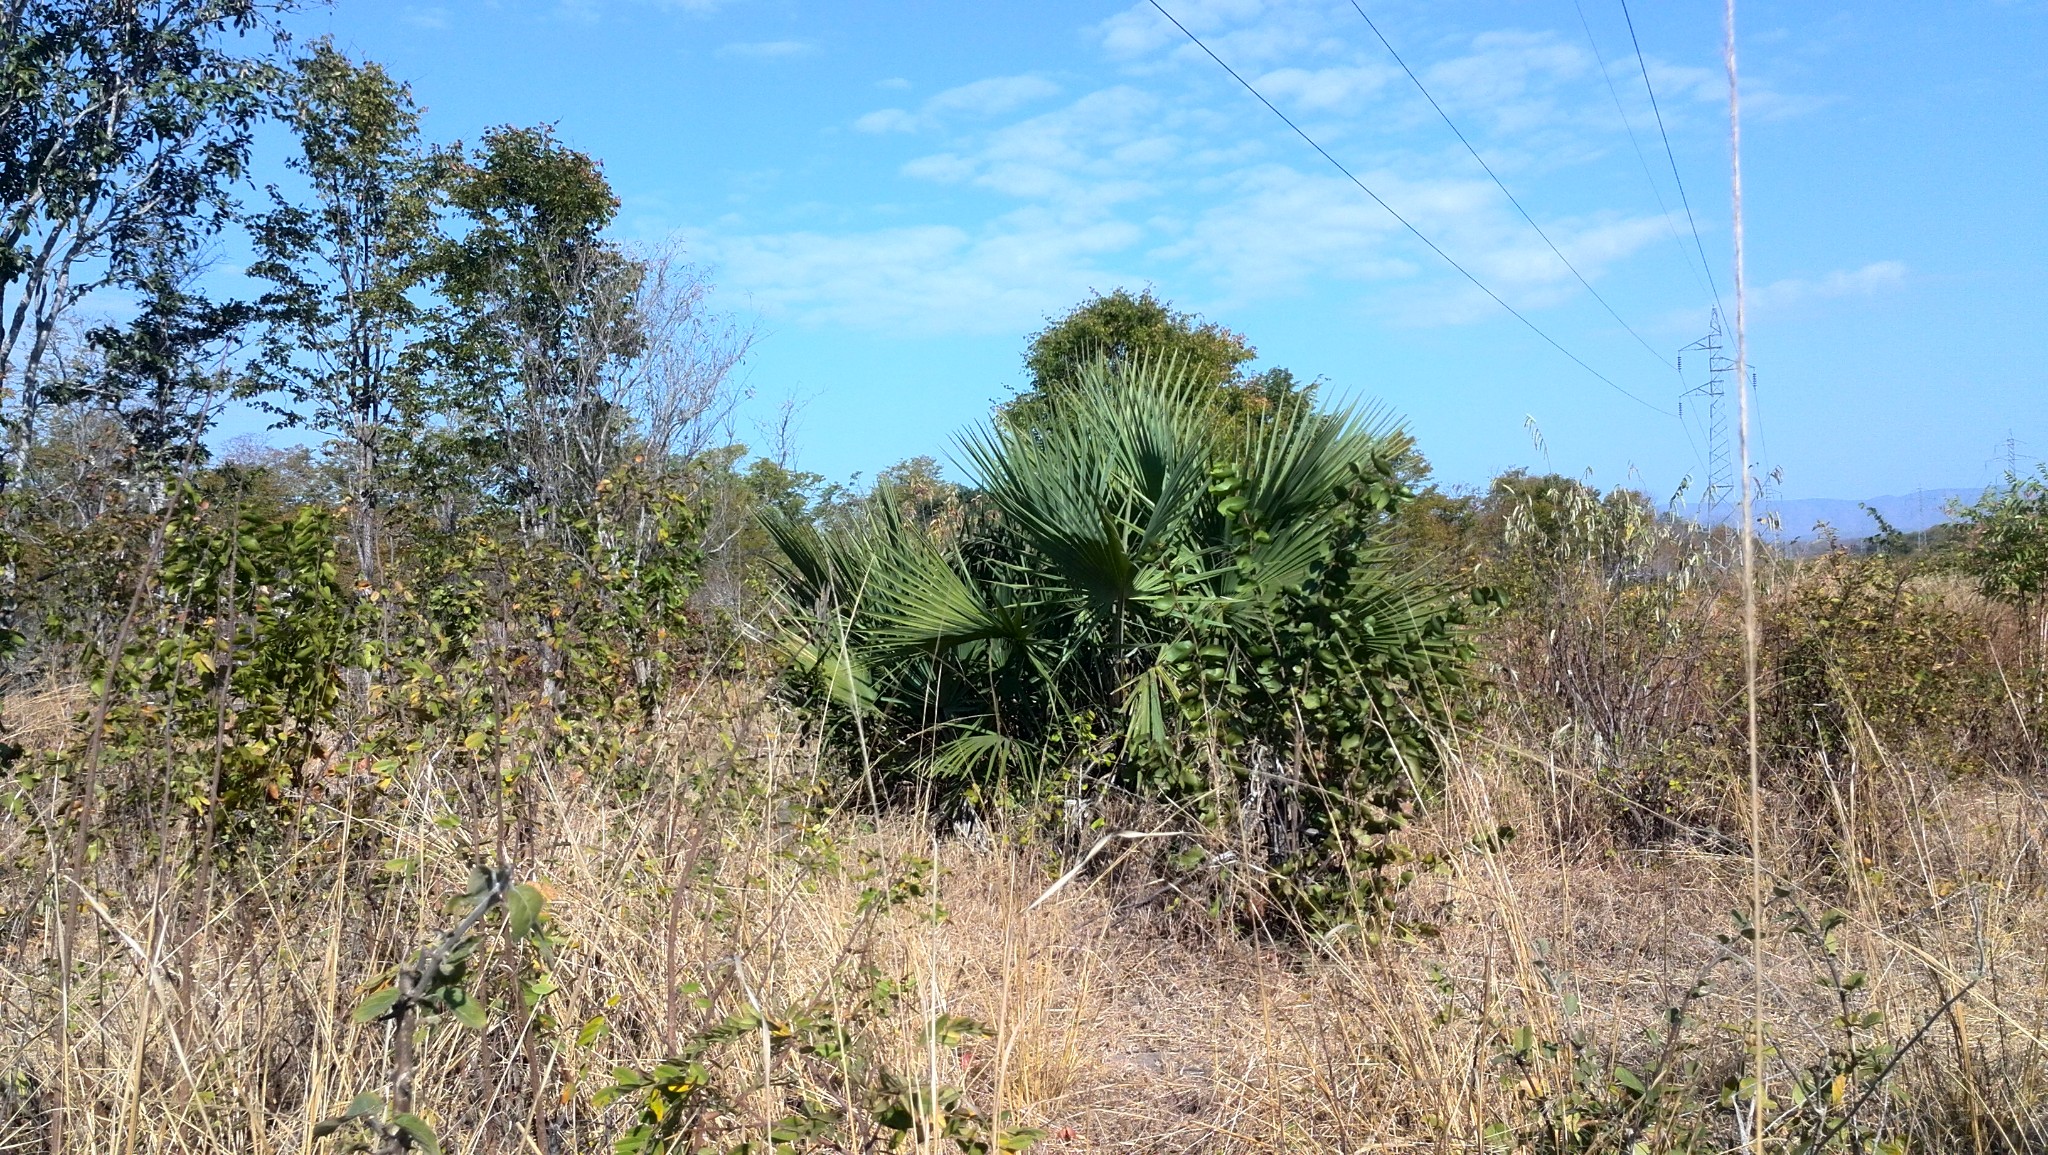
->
[1572,0,1720,306]
[1619,0,1726,317]
[1145,0,1676,417]
[1346,0,1675,374]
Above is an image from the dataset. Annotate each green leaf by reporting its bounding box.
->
[447,988,488,1031]
[344,1092,384,1119]
[351,987,402,1023]
[873,1097,914,1132]
[577,1014,610,1047]
[929,1013,990,1047]
[505,882,545,940]
[391,1112,440,1155]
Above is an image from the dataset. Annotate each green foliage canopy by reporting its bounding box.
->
[1008,288,1316,442]
[248,39,440,571]
[1,0,285,487]
[1952,468,2048,613]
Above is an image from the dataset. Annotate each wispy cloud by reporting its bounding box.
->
[718,39,817,60]
[854,74,1062,133]
[852,108,920,134]
[1254,64,1391,112]
[700,1,1806,338]
[699,213,1142,336]
[1751,261,1907,312]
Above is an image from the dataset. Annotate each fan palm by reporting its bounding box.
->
[765,355,1464,806]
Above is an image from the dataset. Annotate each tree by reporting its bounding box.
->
[248,39,438,580]
[1009,288,1315,438]
[428,128,746,550]
[68,244,256,474]
[0,0,286,490]
[426,124,634,525]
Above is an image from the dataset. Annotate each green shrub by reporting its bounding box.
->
[60,482,350,851]
[1949,468,2048,617]
[764,357,1470,921]
[1761,548,2010,776]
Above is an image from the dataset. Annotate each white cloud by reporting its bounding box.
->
[854,74,1061,133]
[855,108,920,134]
[699,213,1144,336]
[1255,64,1391,112]
[928,75,1063,117]
[1153,166,1414,294]
[718,40,816,59]
[1152,158,1668,319]
[1419,31,1591,135]
[694,4,1773,338]
[1098,0,1328,69]
[1751,261,1907,312]
[900,86,1166,211]
[401,6,449,28]
[876,76,912,90]
[1426,30,1589,100]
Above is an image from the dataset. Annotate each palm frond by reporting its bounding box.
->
[853,488,1027,654]
[961,356,1216,614]
[922,727,1031,783]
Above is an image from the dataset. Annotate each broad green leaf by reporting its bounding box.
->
[447,989,487,1031]
[505,882,544,940]
[344,1092,384,1118]
[351,987,401,1023]
[391,1112,440,1155]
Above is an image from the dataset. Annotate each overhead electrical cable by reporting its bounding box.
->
[1146,0,1676,417]
[1619,0,1726,317]
[1346,0,1676,374]
[1572,0,1720,306]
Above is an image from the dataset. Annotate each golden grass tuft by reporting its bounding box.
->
[3,681,2046,1153]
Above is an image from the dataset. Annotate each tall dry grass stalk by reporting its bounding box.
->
[4,674,2045,1154]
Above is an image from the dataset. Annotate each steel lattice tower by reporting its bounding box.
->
[1680,310,1735,514]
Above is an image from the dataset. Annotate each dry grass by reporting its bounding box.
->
[3,680,2047,1154]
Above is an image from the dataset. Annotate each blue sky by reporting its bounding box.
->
[279,0,2048,501]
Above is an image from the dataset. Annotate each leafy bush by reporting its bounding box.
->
[1949,468,2048,617]
[1473,473,1739,844]
[1761,546,2016,778]
[52,481,349,851]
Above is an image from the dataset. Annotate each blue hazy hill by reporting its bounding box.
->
[1691,488,1982,542]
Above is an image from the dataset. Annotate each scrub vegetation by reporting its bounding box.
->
[5,7,2048,1154]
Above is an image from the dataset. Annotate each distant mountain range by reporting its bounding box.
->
[1690,488,1984,542]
